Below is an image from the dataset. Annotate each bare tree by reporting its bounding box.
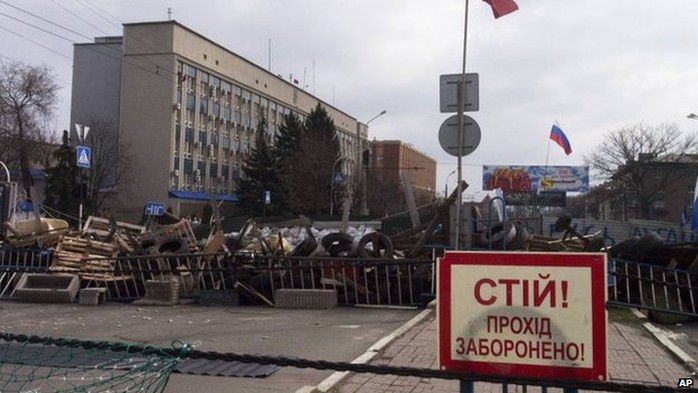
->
[0,60,59,198]
[82,117,132,216]
[587,123,698,219]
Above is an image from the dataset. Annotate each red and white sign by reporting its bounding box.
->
[438,251,607,382]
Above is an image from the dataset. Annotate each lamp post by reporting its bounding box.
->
[444,169,457,197]
[359,110,387,215]
[330,155,355,216]
[366,110,387,126]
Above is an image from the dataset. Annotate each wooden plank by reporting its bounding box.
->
[234,281,274,307]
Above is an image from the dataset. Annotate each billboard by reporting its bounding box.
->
[505,191,566,207]
[483,165,589,193]
[438,251,608,382]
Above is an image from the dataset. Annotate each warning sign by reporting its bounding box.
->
[438,251,607,382]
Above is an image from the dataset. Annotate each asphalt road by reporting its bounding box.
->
[0,302,421,393]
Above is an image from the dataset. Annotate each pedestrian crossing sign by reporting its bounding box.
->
[76,146,91,168]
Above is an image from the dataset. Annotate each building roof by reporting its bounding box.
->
[121,20,358,124]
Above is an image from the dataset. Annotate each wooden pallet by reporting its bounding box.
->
[49,235,132,283]
[526,235,586,252]
[153,219,199,252]
[82,216,146,238]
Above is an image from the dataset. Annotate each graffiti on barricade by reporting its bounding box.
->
[535,217,696,246]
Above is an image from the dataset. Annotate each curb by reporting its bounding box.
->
[296,304,434,393]
[632,309,697,371]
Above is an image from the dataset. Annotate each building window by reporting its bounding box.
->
[183,158,193,174]
[186,64,197,79]
[656,169,663,179]
[185,127,194,143]
[653,200,665,209]
[200,97,208,115]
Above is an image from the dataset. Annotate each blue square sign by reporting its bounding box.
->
[76,146,91,168]
[144,201,165,216]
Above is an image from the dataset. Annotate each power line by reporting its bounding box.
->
[0,5,177,87]
[72,0,121,31]
[0,25,71,62]
[0,11,73,43]
[0,0,92,41]
[49,0,110,36]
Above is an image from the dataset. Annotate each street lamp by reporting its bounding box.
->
[366,110,387,126]
[444,169,457,197]
[359,110,387,216]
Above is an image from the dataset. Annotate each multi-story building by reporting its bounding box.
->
[586,154,698,224]
[71,21,368,221]
[367,140,436,216]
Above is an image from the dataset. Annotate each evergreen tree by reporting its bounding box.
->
[237,118,279,216]
[273,112,303,213]
[290,104,341,215]
[44,130,78,224]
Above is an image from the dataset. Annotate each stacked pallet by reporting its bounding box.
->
[82,216,146,238]
[526,234,586,252]
[50,235,131,282]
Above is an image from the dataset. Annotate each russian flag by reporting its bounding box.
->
[549,124,572,155]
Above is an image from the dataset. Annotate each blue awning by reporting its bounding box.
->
[168,190,238,203]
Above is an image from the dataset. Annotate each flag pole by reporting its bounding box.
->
[544,123,552,178]
[455,0,470,250]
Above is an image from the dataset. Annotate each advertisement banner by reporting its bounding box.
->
[483,165,589,193]
[505,191,567,207]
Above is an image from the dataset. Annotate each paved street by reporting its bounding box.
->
[323,307,694,393]
[1,301,696,393]
[0,302,420,393]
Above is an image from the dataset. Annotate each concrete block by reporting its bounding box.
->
[274,289,337,309]
[133,277,180,306]
[79,288,107,306]
[14,273,79,303]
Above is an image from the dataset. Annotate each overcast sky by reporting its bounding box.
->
[2,0,698,199]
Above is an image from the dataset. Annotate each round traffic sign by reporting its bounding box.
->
[438,114,481,157]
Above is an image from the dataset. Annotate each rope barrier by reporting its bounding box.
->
[0,332,685,393]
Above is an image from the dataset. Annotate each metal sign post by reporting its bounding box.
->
[74,123,91,230]
[76,145,91,230]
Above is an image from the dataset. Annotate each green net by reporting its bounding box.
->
[0,334,185,393]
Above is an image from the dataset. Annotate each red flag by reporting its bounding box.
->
[482,0,519,18]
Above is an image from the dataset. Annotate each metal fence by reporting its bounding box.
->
[0,250,435,306]
[264,256,434,306]
[3,248,698,320]
[608,257,698,318]
[0,248,51,299]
